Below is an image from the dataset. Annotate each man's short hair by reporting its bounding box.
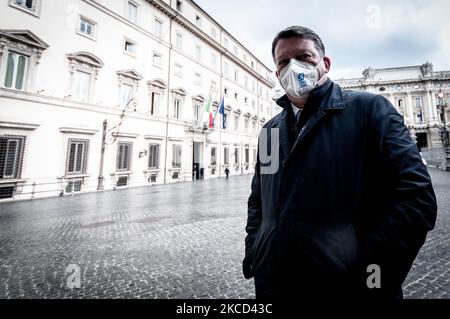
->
[271,26,325,62]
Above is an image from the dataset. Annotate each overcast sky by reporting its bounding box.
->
[194,0,450,81]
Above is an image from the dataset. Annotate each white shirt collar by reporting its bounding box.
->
[291,103,301,117]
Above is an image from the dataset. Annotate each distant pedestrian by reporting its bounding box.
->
[200,167,204,179]
[225,167,230,179]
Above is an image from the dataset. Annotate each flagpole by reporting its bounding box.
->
[219,97,222,178]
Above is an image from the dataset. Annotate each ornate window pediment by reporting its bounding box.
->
[147,78,167,90]
[116,69,143,81]
[170,87,187,97]
[0,29,48,52]
[0,30,48,91]
[192,94,205,103]
[67,51,103,69]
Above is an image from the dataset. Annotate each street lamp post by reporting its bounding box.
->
[97,98,136,191]
[436,91,450,171]
[97,119,108,191]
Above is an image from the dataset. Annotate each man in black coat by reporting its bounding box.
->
[243,26,437,299]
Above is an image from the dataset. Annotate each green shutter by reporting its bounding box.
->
[15,55,26,90]
[4,53,15,88]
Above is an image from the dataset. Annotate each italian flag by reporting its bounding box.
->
[204,93,213,128]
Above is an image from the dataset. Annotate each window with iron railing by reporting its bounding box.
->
[211,147,217,165]
[117,142,132,171]
[148,144,160,169]
[0,135,25,179]
[172,145,182,168]
[66,139,88,175]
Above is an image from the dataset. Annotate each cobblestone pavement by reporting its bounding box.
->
[0,168,448,299]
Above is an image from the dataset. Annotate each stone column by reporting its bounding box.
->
[406,93,415,125]
[431,91,439,121]
[426,91,435,122]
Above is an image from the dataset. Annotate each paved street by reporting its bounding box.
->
[0,168,449,299]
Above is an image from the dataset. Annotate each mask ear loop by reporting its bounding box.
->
[314,59,327,87]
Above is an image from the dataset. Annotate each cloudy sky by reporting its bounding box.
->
[194,0,450,81]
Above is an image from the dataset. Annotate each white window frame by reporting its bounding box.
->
[66,139,88,175]
[195,15,202,28]
[174,63,183,78]
[234,147,240,164]
[173,98,182,119]
[67,52,103,104]
[124,38,137,56]
[195,44,202,61]
[210,146,217,166]
[211,53,218,68]
[175,32,183,50]
[211,27,217,40]
[72,69,92,103]
[194,72,202,86]
[211,80,217,92]
[152,51,163,68]
[172,144,182,168]
[119,82,134,109]
[127,0,139,24]
[0,135,26,179]
[8,0,42,17]
[150,91,161,115]
[194,103,201,123]
[116,142,132,171]
[223,147,229,164]
[175,0,183,12]
[148,143,160,169]
[153,17,163,38]
[77,15,97,40]
[2,51,29,91]
[224,62,229,78]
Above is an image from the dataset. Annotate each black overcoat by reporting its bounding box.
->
[244,79,437,299]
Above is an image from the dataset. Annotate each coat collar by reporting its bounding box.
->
[275,79,346,161]
[275,79,346,112]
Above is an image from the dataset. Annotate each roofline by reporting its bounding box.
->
[190,0,273,73]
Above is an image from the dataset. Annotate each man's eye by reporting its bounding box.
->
[297,55,310,61]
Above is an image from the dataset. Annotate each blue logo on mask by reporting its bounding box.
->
[298,73,307,87]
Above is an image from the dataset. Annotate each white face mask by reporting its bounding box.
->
[279,59,325,98]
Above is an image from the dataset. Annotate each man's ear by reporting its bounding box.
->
[323,56,331,73]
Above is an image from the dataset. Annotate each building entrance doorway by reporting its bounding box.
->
[192,142,203,180]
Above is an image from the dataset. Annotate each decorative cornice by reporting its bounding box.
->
[112,132,139,138]
[67,51,104,68]
[0,29,49,50]
[144,135,164,140]
[59,127,98,135]
[0,121,40,130]
[117,69,143,81]
[145,0,274,88]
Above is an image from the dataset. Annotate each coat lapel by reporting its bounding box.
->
[278,110,291,162]
[290,109,327,153]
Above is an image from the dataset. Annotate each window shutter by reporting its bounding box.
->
[4,140,18,178]
[15,55,26,90]
[4,53,15,88]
